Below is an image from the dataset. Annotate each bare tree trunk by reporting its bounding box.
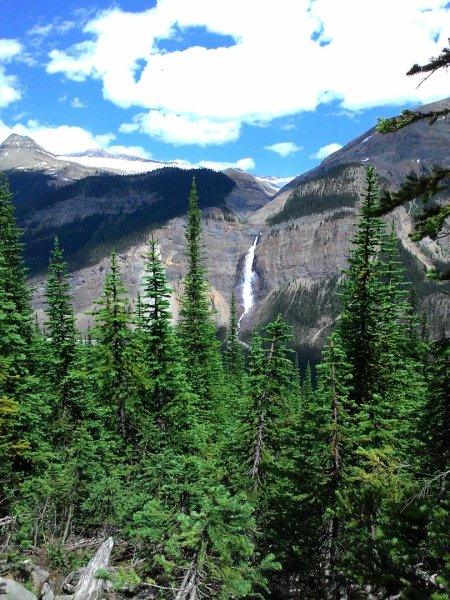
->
[175,564,199,600]
[251,409,265,487]
[62,502,74,545]
[73,536,114,600]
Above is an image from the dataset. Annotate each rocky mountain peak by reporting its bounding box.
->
[0,134,108,181]
[1,133,53,156]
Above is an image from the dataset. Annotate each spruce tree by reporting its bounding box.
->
[315,165,427,596]
[224,292,245,386]
[178,178,224,418]
[44,237,76,415]
[137,236,193,439]
[93,251,131,439]
[0,176,31,333]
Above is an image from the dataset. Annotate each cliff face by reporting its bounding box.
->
[3,99,450,349]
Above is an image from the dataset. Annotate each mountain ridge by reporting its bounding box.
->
[1,100,449,350]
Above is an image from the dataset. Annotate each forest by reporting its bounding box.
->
[0,165,448,599]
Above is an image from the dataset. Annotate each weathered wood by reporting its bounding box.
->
[64,537,103,552]
[73,536,114,600]
[0,516,14,528]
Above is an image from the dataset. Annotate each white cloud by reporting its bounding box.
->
[0,119,154,160]
[198,157,255,171]
[119,122,140,133]
[28,24,53,37]
[44,1,450,145]
[265,142,302,157]
[108,145,152,159]
[135,111,241,146]
[0,39,22,107]
[310,142,343,160]
[0,119,115,155]
[71,97,87,108]
[0,39,22,61]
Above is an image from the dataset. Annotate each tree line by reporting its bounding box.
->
[0,167,448,598]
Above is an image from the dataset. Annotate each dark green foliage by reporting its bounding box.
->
[407,38,450,79]
[376,108,450,133]
[179,178,224,410]
[268,164,360,225]
[377,167,449,213]
[224,293,245,386]
[44,237,76,414]
[135,236,193,437]
[375,45,449,271]
[310,166,430,597]
[1,170,448,598]
[91,251,132,439]
[10,167,235,275]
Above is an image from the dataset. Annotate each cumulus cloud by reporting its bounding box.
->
[44,0,450,145]
[0,119,115,155]
[310,143,343,160]
[134,111,241,146]
[0,39,22,107]
[265,142,302,157]
[198,157,255,171]
[119,122,140,134]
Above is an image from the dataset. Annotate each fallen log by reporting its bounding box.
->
[73,536,114,600]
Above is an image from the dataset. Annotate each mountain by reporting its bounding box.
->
[1,100,449,353]
[244,98,450,351]
[283,97,450,193]
[0,134,105,181]
[59,148,186,175]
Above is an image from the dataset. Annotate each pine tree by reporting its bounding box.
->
[0,176,31,375]
[0,176,31,327]
[245,316,306,592]
[44,237,76,415]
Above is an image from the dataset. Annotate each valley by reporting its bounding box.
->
[1,98,448,353]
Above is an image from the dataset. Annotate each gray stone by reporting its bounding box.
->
[0,576,37,599]
[31,566,49,595]
[40,581,54,600]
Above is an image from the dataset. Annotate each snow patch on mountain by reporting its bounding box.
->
[58,150,190,175]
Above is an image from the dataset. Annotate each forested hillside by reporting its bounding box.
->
[0,169,448,599]
[6,167,235,274]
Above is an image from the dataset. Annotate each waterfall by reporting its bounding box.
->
[239,233,260,327]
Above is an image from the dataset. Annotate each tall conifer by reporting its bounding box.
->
[44,237,76,415]
[179,178,223,416]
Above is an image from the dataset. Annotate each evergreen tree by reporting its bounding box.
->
[0,176,31,377]
[92,251,131,439]
[315,165,427,596]
[0,176,31,333]
[44,237,76,415]
[137,236,193,439]
[178,178,224,418]
[224,292,245,386]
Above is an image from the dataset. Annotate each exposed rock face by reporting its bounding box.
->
[283,98,450,192]
[223,168,278,215]
[0,134,104,181]
[32,212,258,331]
[4,98,450,350]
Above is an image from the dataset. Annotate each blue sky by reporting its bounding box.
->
[0,0,449,180]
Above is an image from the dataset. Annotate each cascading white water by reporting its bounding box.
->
[239,234,260,325]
